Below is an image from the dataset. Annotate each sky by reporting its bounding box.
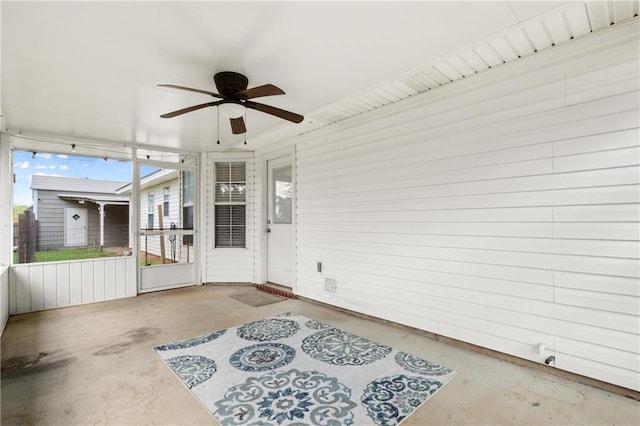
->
[13,151,133,206]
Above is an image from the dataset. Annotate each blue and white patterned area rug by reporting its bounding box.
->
[154,312,457,425]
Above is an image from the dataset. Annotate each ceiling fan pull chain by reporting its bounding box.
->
[244,110,247,145]
[216,107,221,145]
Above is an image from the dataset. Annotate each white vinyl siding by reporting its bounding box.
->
[259,24,638,391]
[140,181,183,259]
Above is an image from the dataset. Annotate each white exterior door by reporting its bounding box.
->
[64,207,87,246]
[267,158,294,287]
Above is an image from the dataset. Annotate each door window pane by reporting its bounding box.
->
[273,166,292,224]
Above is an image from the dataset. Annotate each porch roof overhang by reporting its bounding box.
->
[116,168,179,195]
[56,193,129,206]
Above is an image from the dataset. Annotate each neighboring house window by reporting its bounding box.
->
[182,171,194,245]
[215,162,246,248]
[147,192,154,229]
[163,186,170,217]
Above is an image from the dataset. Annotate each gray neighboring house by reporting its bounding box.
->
[30,175,129,250]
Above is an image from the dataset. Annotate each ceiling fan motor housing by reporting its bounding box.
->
[214,71,249,97]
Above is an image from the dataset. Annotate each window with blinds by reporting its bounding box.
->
[215,162,246,248]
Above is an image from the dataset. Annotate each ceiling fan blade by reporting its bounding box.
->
[245,101,304,123]
[230,117,247,134]
[237,84,285,100]
[160,101,223,118]
[158,84,223,99]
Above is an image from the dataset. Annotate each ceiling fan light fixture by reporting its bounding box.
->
[219,103,245,119]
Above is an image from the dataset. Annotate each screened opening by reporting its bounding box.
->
[137,166,196,266]
[12,150,132,264]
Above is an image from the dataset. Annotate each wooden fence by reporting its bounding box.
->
[17,210,37,263]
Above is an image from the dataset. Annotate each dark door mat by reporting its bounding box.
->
[230,290,286,307]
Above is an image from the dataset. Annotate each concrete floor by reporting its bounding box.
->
[1,285,638,425]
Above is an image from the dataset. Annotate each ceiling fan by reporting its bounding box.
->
[158,71,304,134]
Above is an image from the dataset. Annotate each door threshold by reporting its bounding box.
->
[256,283,296,299]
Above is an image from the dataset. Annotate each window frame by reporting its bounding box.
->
[163,186,170,217]
[214,161,247,248]
[147,191,154,229]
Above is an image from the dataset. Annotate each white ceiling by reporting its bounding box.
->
[1,1,590,155]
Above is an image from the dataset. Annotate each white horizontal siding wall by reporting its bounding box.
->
[289,23,639,391]
[204,153,255,283]
[9,256,136,314]
[139,181,181,258]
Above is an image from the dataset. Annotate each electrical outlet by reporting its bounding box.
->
[324,278,337,293]
[317,262,322,272]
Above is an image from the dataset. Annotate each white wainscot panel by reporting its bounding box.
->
[1,266,9,335]
[140,262,196,292]
[9,257,136,314]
